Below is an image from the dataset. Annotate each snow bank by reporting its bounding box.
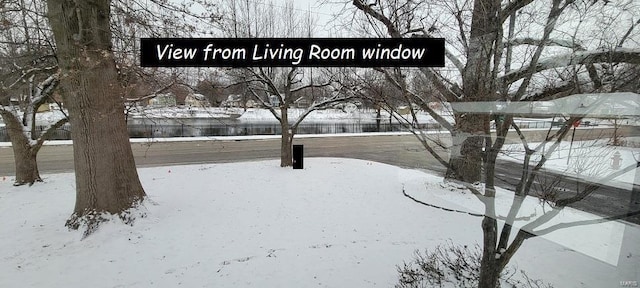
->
[129,107,240,119]
[237,108,375,122]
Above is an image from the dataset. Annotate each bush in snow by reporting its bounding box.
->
[395,242,553,288]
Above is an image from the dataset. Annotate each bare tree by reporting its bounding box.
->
[248,67,359,166]
[46,0,147,234]
[109,0,219,117]
[348,0,640,287]
[358,71,404,131]
[398,102,640,287]
[196,77,227,107]
[0,0,216,186]
[350,0,640,183]
[0,0,68,185]
[221,0,358,166]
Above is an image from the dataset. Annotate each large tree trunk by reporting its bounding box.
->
[465,0,503,287]
[375,107,381,132]
[446,114,487,183]
[478,216,500,288]
[47,0,146,230]
[479,157,500,288]
[447,0,501,184]
[280,107,293,167]
[0,111,42,185]
[13,147,40,186]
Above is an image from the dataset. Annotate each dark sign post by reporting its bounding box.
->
[293,145,304,170]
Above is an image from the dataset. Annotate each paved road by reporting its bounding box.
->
[0,134,441,173]
[1,127,638,223]
[1,127,628,173]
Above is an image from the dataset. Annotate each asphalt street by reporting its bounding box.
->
[1,127,638,224]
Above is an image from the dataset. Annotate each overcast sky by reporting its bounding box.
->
[265,0,344,36]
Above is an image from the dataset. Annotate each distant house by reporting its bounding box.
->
[428,102,442,111]
[9,96,21,106]
[185,93,210,107]
[148,93,177,107]
[397,106,411,115]
[268,95,281,107]
[245,99,261,108]
[294,97,311,108]
[52,92,64,109]
[36,104,50,112]
[221,94,243,108]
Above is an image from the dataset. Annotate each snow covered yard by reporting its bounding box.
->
[1,158,638,287]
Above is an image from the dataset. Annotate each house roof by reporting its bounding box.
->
[156,93,176,99]
[188,93,207,101]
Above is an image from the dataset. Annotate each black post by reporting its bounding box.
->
[293,144,304,169]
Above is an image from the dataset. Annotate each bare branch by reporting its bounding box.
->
[125,79,177,103]
[618,18,640,48]
[555,162,639,207]
[352,0,402,38]
[1,65,57,91]
[291,93,355,128]
[452,4,469,54]
[256,67,284,104]
[290,80,333,94]
[34,117,68,149]
[499,0,534,24]
[511,0,567,101]
[533,209,640,236]
[505,37,584,50]
[411,33,465,74]
[418,67,461,102]
[246,87,281,122]
[407,90,454,132]
[502,49,640,85]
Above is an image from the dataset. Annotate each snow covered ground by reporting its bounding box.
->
[1,158,638,287]
[128,107,241,120]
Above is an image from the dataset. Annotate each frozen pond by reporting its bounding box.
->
[0,118,428,141]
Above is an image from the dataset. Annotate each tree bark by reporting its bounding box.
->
[1,111,42,185]
[478,216,500,288]
[375,107,381,132]
[446,114,487,183]
[47,0,146,230]
[468,1,503,286]
[280,107,293,167]
[447,0,501,184]
[478,165,500,288]
[13,147,40,186]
